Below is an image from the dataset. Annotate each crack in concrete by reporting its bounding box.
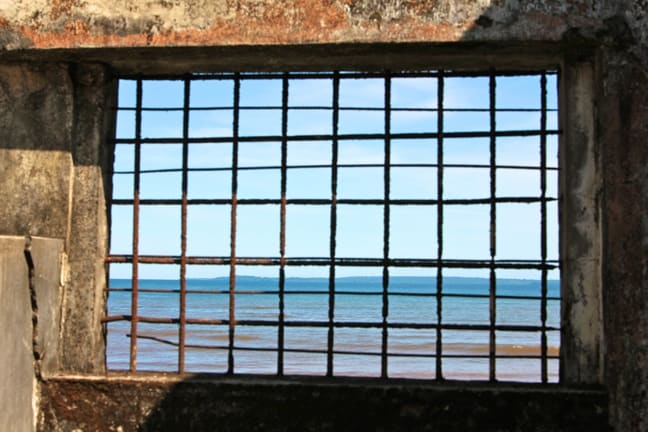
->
[23,235,43,381]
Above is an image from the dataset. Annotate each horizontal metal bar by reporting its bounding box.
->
[113,162,559,175]
[103,315,226,325]
[438,293,560,301]
[113,129,560,145]
[118,105,557,113]
[104,315,560,332]
[107,287,561,302]
[106,255,559,270]
[110,197,558,206]
[117,70,558,82]
[128,334,559,361]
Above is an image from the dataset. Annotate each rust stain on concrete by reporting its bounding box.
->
[17,22,466,49]
[49,0,84,21]
[2,0,475,49]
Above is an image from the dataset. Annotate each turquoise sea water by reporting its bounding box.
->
[107,276,560,381]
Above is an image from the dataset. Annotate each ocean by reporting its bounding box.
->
[106,276,560,382]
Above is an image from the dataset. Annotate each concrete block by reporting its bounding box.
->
[0,236,35,432]
[0,235,64,432]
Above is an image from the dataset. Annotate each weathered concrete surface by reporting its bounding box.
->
[0,236,36,432]
[39,375,609,432]
[0,64,73,239]
[0,236,64,432]
[0,62,113,374]
[559,58,604,385]
[61,64,114,373]
[30,236,66,376]
[599,54,648,432]
[0,1,646,66]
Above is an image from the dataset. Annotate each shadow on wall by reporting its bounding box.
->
[133,375,608,432]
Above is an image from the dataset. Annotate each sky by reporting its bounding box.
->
[109,72,559,280]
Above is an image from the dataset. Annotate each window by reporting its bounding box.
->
[106,70,560,382]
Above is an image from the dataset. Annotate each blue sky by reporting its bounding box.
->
[110,72,559,280]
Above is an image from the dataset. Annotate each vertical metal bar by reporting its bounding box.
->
[278,74,289,376]
[129,78,143,373]
[381,71,391,379]
[327,72,340,377]
[488,70,497,382]
[178,76,191,373]
[228,73,241,374]
[540,72,549,383]
[435,71,444,381]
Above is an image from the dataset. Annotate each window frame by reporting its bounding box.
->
[101,47,603,386]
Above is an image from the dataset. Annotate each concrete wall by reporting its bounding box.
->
[0,1,645,59]
[39,375,608,432]
[0,236,63,432]
[599,54,648,432]
[0,0,646,431]
[0,63,113,374]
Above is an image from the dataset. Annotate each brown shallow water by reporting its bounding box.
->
[108,324,559,382]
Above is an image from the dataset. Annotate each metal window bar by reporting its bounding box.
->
[278,74,289,375]
[540,72,549,383]
[113,130,557,145]
[381,71,392,379]
[178,76,190,373]
[435,70,444,380]
[106,70,561,382]
[227,73,240,374]
[128,78,142,373]
[327,72,340,377]
[489,69,497,381]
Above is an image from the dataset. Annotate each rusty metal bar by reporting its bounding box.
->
[128,333,560,361]
[131,334,557,356]
[107,287,560,302]
[177,75,191,373]
[540,72,549,383]
[137,343,559,362]
[107,315,559,332]
[121,105,555,113]
[117,70,558,82]
[128,77,143,373]
[227,73,241,374]
[488,70,497,382]
[435,70,444,381]
[327,71,340,377]
[277,73,289,375]
[113,129,560,145]
[106,255,560,270]
[111,197,558,207]
[381,72,391,378]
[114,162,560,176]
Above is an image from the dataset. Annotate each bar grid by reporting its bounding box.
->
[106,69,561,382]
